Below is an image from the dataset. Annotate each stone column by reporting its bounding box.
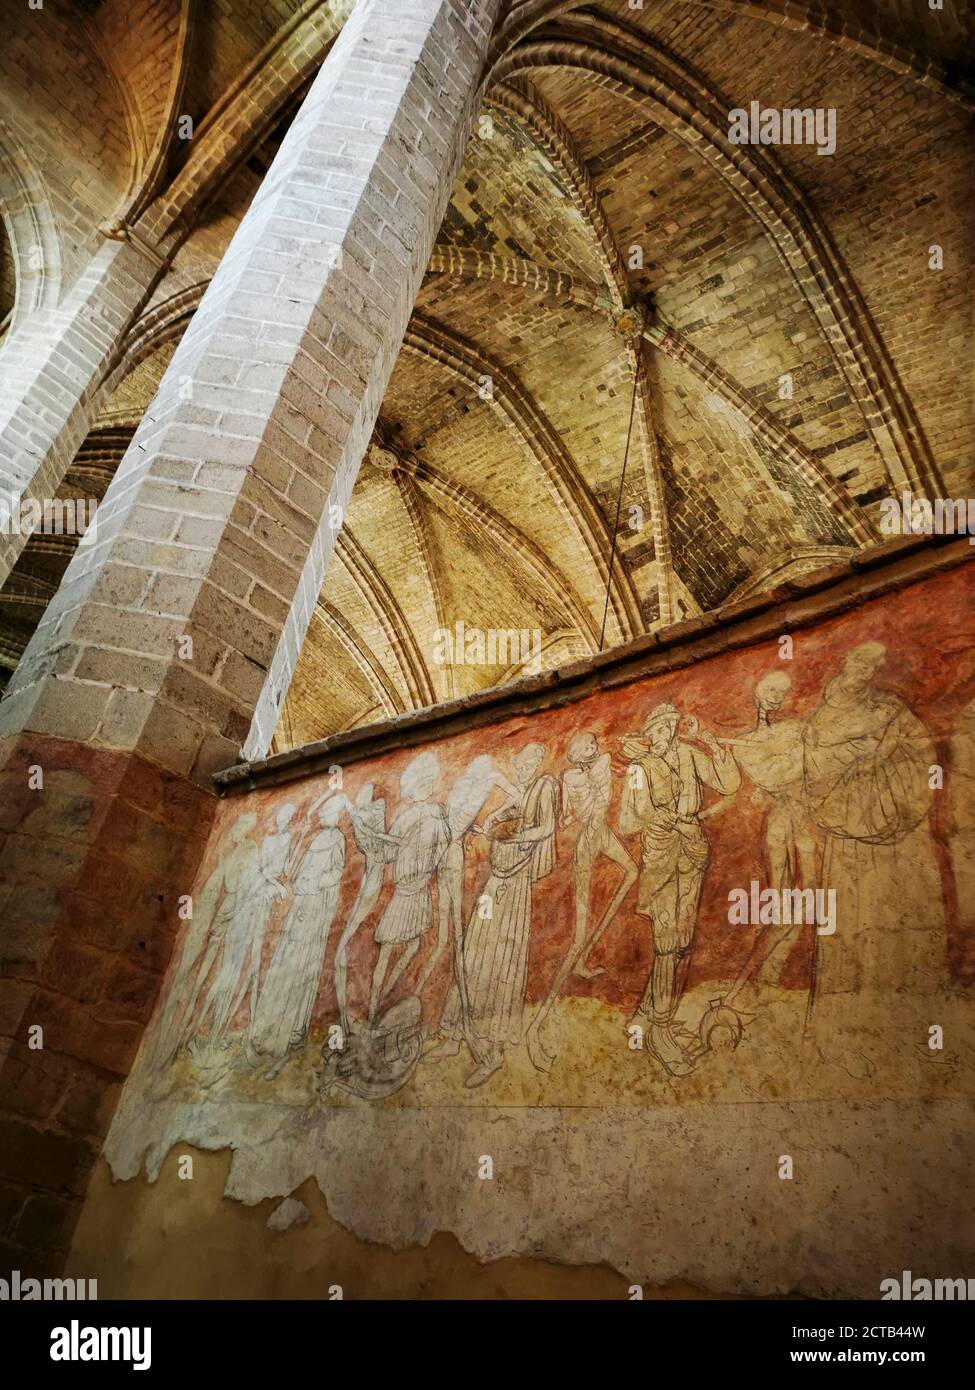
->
[0,237,164,585]
[0,0,500,1273]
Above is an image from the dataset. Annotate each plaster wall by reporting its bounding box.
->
[79,557,975,1297]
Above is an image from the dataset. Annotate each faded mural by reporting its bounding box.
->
[103,563,975,1293]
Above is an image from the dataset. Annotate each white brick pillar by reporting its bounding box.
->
[0,237,164,584]
[0,0,501,780]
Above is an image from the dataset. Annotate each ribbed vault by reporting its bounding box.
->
[0,0,970,746]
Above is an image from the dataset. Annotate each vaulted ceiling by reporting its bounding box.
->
[0,0,972,749]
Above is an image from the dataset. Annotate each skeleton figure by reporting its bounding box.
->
[619,703,740,1076]
[332,784,396,1038]
[368,752,450,1020]
[525,732,636,1072]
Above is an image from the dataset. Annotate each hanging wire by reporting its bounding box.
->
[598,353,641,652]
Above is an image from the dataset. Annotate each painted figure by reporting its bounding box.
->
[718,673,821,991]
[368,751,450,1020]
[525,732,636,1071]
[422,755,520,1046]
[249,796,347,1079]
[619,703,740,1076]
[949,692,975,943]
[439,756,520,958]
[803,642,944,1006]
[171,815,288,1065]
[148,815,261,1070]
[192,803,296,1050]
[332,784,396,1037]
[437,743,559,1088]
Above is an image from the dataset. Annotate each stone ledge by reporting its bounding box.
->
[214,532,974,795]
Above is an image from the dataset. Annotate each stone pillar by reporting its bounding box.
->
[0,237,163,585]
[0,0,500,1273]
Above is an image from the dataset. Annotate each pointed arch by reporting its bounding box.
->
[493,0,975,107]
[315,600,404,718]
[404,312,643,644]
[335,527,438,710]
[492,18,940,494]
[0,122,62,340]
[388,465,456,703]
[378,428,599,650]
[646,320,875,545]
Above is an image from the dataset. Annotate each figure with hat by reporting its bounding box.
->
[619,702,740,1076]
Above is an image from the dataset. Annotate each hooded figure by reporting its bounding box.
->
[803,642,944,1005]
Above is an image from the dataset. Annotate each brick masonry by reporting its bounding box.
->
[0,0,503,782]
[0,0,971,1278]
[217,533,975,792]
[0,0,502,1275]
[2,2,971,743]
[0,734,214,1275]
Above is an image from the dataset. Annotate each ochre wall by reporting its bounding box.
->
[75,557,975,1298]
[72,1150,662,1300]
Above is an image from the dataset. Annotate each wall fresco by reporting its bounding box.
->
[102,563,975,1295]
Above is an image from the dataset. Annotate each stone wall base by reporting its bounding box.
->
[0,734,215,1273]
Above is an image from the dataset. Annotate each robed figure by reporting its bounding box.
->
[440,743,558,1088]
[249,796,347,1078]
[803,642,944,1006]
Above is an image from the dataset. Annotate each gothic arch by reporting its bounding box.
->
[314,600,404,719]
[404,312,643,644]
[0,123,61,339]
[336,527,438,710]
[494,0,975,107]
[492,17,940,495]
[140,2,345,246]
[377,427,600,650]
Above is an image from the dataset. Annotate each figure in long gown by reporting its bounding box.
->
[249,797,347,1079]
[185,804,295,1062]
[803,642,944,1012]
[153,815,267,1069]
[333,784,396,1037]
[440,743,558,1088]
[368,751,450,1020]
[424,755,519,1053]
[716,672,821,996]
